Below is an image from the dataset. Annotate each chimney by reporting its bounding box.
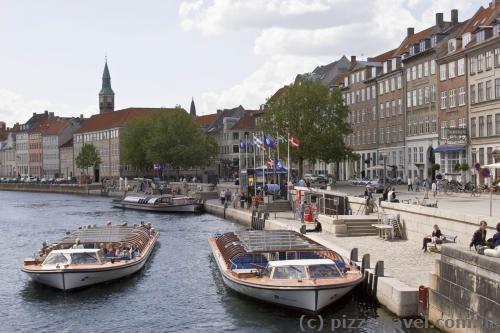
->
[436,12,444,27]
[451,9,458,23]
[33,112,36,116]
[80,114,84,119]
[44,110,48,115]
[49,112,54,118]
[407,27,414,37]
[350,55,356,63]
[490,1,500,8]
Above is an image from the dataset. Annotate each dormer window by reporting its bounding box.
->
[383,62,388,74]
[462,32,471,46]
[371,67,376,78]
[344,76,348,87]
[495,24,500,36]
[410,44,419,55]
[431,35,437,47]
[420,40,426,52]
[448,39,456,53]
[391,58,397,71]
[477,30,486,43]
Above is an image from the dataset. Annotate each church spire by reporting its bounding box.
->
[99,58,115,114]
[189,97,196,117]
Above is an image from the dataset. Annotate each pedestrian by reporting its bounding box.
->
[414,176,420,192]
[407,177,413,192]
[219,190,225,205]
[224,188,232,205]
[423,178,430,199]
[431,180,437,197]
[484,223,500,257]
[470,221,488,251]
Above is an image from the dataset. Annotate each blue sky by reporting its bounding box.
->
[0,0,481,126]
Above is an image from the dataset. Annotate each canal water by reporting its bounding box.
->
[0,191,426,332]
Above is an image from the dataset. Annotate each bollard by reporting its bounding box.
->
[367,271,373,295]
[350,248,358,262]
[372,261,384,298]
[361,254,370,273]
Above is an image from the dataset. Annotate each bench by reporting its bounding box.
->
[425,234,458,252]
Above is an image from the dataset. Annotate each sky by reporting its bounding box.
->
[0,0,482,127]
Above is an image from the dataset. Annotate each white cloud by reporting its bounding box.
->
[0,89,97,127]
[179,0,478,114]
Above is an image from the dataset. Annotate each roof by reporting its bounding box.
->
[59,225,150,246]
[394,26,434,56]
[230,113,256,131]
[75,107,176,133]
[195,113,219,128]
[50,248,100,254]
[369,48,397,62]
[60,138,73,148]
[268,259,335,267]
[43,118,72,135]
[234,230,328,252]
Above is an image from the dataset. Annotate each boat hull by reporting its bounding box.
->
[209,238,360,313]
[112,201,201,213]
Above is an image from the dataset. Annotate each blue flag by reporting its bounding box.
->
[264,135,276,148]
[239,140,246,149]
[275,159,283,170]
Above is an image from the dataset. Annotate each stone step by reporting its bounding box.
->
[338,232,378,237]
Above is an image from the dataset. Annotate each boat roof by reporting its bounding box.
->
[50,248,101,254]
[58,226,150,250]
[234,230,327,252]
[267,259,334,267]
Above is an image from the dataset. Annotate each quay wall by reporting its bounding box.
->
[429,245,499,332]
[0,183,97,195]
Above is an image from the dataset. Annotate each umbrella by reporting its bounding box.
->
[482,163,500,169]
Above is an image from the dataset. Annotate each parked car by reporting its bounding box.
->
[369,180,385,193]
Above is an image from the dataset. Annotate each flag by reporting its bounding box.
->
[275,159,283,170]
[276,134,286,143]
[239,140,246,149]
[264,135,276,149]
[253,135,266,151]
[289,135,300,148]
[266,158,274,169]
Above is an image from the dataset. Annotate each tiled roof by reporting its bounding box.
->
[230,114,256,131]
[44,118,72,135]
[195,113,219,128]
[75,108,176,133]
[369,48,397,62]
[395,26,434,55]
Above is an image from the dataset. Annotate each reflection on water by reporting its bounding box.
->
[0,191,426,332]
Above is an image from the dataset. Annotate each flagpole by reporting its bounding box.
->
[238,140,241,188]
[253,135,257,196]
[262,132,265,189]
[245,133,248,171]
[287,133,290,186]
[276,132,280,186]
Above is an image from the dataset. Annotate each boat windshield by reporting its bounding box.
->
[70,252,100,265]
[42,253,69,266]
[272,265,307,280]
[308,264,342,278]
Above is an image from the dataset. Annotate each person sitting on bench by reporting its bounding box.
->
[484,223,500,258]
[422,224,442,252]
[470,221,488,251]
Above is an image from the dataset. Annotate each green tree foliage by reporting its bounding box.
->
[260,79,353,176]
[75,144,102,174]
[122,108,217,176]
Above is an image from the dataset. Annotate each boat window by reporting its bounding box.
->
[70,252,100,265]
[308,264,342,278]
[272,265,306,280]
[42,253,69,266]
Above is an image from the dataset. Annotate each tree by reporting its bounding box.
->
[122,107,218,178]
[260,79,353,176]
[76,144,102,175]
[122,118,151,175]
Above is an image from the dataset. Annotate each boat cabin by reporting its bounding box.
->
[42,249,105,267]
[122,195,194,205]
[263,259,344,280]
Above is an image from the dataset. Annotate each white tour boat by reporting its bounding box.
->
[208,230,363,314]
[22,224,158,290]
[112,195,202,213]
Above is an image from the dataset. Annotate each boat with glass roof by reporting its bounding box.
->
[208,230,363,313]
[112,195,202,213]
[22,223,158,290]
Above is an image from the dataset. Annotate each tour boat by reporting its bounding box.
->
[22,224,158,290]
[208,230,363,314]
[112,195,202,213]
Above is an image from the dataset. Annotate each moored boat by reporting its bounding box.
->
[22,223,158,290]
[112,195,202,213]
[208,230,363,313]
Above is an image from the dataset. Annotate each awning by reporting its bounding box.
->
[482,163,500,169]
[367,165,385,171]
[433,144,466,153]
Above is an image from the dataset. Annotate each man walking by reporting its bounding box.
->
[415,176,420,192]
[407,177,413,191]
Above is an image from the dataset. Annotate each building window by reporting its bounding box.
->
[486,51,493,70]
[379,82,384,95]
[418,64,423,78]
[441,121,448,139]
[391,77,395,91]
[418,88,423,105]
[487,147,493,164]
[430,60,436,75]
[449,89,456,108]
[478,54,484,72]
[406,68,411,82]
[471,117,476,137]
[412,90,417,107]
[380,103,384,118]
[407,91,411,108]
[397,75,402,89]
[372,106,376,121]
[448,39,456,53]
[439,64,446,81]
[419,147,424,163]
[440,91,447,109]
[487,115,493,136]
[398,99,402,114]
[423,61,429,76]
[459,118,465,128]
[413,147,417,163]
[462,32,471,46]
[470,56,477,74]
[495,48,500,66]
[470,84,476,104]
[391,100,396,116]
[424,86,430,104]
[431,84,436,102]
[479,116,484,137]
[479,148,485,165]
[458,86,465,106]
[478,82,484,102]
[486,80,493,100]
[457,58,465,76]
[412,66,417,80]
[477,30,485,43]
[385,80,389,93]
[448,62,455,78]
[496,113,500,135]
[385,102,390,117]
[367,87,371,100]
